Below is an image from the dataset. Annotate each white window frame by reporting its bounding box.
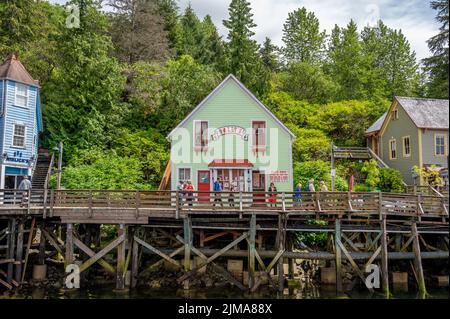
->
[392,109,399,120]
[435,133,447,156]
[14,83,28,108]
[12,123,26,148]
[251,120,267,151]
[389,139,397,160]
[193,120,209,151]
[402,136,411,158]
[177,167,192,184]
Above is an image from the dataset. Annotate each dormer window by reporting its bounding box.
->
[194,121,208,151]
[15,83,28,107]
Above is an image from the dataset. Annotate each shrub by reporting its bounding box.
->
[378,168,405,193]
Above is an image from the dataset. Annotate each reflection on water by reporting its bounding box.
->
[2,284,448,299]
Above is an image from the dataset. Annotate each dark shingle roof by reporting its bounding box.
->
[396,96,449,129]
[0,54,39,86]
[365,112,387,135]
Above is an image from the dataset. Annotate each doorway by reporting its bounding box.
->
[197,170,210,202]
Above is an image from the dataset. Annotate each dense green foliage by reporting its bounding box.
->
[0,0,445,190]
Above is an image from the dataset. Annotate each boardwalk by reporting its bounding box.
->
[0,189,448,293]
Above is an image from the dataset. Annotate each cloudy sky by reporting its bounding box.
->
[50,0,440,61]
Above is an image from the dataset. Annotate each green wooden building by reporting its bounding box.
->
[167,74,295,193]
[366,96,449,185]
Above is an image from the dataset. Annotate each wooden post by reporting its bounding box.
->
[116,224,126,290]
[277,214,286,292]
[65,223,74,267]
[199,229,205,248]
[7,218,16,283]
[335,218,343,292]
[411,222,427,296]
[38,224,46,265]
[248,214,256,290]
[131,230,139,289]
[331,141,335,191]
[380,216,390,297]
[14,221,24,283]
[183,215,192,290]
[288,237,294,280]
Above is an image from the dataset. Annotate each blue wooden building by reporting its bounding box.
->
[0,54,43,189]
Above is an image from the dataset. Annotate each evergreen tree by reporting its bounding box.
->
[282,7,326,64]
[259,37,280,72]
[223,0,268,96]
[179,4,204,59]
[200,15,225,68]
[327,20,366,100]
[422,0,449,98]
[109,0,170,63]
[156,0,182,56]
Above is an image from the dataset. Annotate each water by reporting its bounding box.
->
[2,284,448,299]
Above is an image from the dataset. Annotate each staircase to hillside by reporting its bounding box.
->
[32,149,54,189]
[158,160,171,191]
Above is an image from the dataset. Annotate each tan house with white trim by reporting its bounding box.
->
[366,96,449,185]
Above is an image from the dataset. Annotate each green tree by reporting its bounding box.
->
[200,15,225,68]
[108,0,170,63]
[287,125,330,162]
[156,0,182,56]
[259,37,280,72]
[422,0,449,98]
[293,161,348,191]
[279,61,338,103]
[179,4,204,59]
[223,0,269,96]
[282,7,326,63]
[361,160,380,191]
[378,168,405,193]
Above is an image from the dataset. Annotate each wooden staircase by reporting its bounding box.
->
[158,160,171,191]
[32,149,53,189]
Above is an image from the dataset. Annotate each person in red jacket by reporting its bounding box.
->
[184,180,195,206]
[268,182,277,207]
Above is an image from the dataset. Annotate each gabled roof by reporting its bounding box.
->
[365,112,387,135]
[167,74,295,139]
[0,54,39,87]
[395,96,449,129]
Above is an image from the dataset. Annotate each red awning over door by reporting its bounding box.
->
[208,159,253,168]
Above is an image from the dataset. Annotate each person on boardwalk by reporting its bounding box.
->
[308,179,316,192]
[320,181,328,192]
[268,182,277,207]
[18,175,32,206]
[184,180,194,207]
[213,177,223,207]
[177,180,185,205]
[228,185,235,207]
[294,182,302,206]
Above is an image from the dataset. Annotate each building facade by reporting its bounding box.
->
[167,75,295,194]
[0,54,42,189]
[366,96,449,185]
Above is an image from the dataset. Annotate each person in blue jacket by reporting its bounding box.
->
[213,177,223,207]
[294,181,302,207]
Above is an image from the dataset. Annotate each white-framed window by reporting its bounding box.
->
[402,136,411,157]
[392,109,399,120]
[178,168,191,184]
[435,134,447,156]
[252,120,266,151]
[12,124,26,148]
[15,83,28,107]
[389,139,397,160]
[194,120,208,150]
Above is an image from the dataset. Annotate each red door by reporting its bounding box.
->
[197,170,211,202]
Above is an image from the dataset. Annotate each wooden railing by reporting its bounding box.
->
[0,189,448,219]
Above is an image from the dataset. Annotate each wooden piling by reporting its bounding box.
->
[65,223,74,267]
[248,214,256,290]
[7,218,16,283]
[183,215,192,290]
[380,216,390,297]
[131,229,139,289]
[335,218,343,292]
[411,222,427,296]
[276,214,286,292]
[14,221,24,283]
[116,224,126,290]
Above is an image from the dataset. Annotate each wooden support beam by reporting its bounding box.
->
[65,224,74,268]
[116,224,126,290]
[38,225,46,265]
[21,218,36,283]
[79,234,124,273]
[411,222,427,296]
[131,231,139,289]
[177,232,248,284]
[134,236,181,268]
[176,235,246,291]
[42,228,64,257]
[380,216,390,297]
[276,213,287,292]
[248,214,256,290]
[183,215,192,290]
[335,218,343,292]
[14,221,24,283]
[73,237,115,274]
[7,218,16,284]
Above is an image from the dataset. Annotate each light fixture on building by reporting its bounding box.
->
[1,152,7,164]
